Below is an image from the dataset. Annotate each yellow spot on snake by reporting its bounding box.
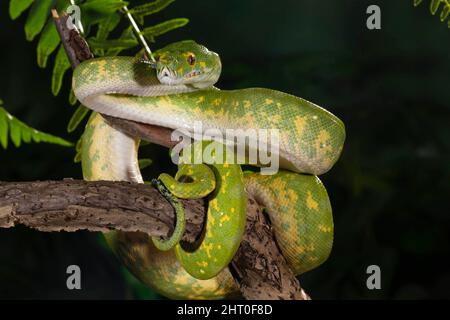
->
[243,100,251,108]
[199,61,207,68]
[97,60,108,77]
[173,273,190,285]
[213,98,221,106]
[155,96,173,109]
[306,191,319,211]
[210,199,219,212]
[265,98,273,105]
[319,224,332,233]
[315,130,333,159]
[204,243,213,258]
[197,261,208,267]
[294,116,307,137]
[220,215,230,224]
[196,96,205,104]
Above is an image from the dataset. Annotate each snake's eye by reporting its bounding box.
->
[187,54,196,66]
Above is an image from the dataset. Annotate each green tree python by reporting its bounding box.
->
[73,40,345,299]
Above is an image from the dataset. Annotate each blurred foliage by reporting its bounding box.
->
[0,99,72,149]
[413,0,450,27]
[0,0,449,300]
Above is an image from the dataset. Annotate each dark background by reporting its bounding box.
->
[0,0,449,299]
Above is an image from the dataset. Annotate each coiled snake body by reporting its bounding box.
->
[73,41,345,299]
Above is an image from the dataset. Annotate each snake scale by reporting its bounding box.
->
[73,41,345,299]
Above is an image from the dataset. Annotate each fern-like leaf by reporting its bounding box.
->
[74,135,83,163]
[94,12,121,55]
[0,100,72,149]
[81,0,128,26]
[88,37,138,50]
[69,89,78,106]
[142,18,189,39]
[67,105,90,133]
[9,0,34,20]
[130,0,175,18]
[52,45,71,96]
[37,20,60,68]
[138,158,153,170]
[25,0,53,41]
[414,0,450,27]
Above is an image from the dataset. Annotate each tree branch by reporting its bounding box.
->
[0,179,204,242]
[2,8,314,300]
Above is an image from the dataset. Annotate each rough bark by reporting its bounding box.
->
[0,179,204,242]
[230,197,310,300]
[0,9,313,300]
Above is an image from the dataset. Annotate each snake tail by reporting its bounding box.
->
[151,179,186,251]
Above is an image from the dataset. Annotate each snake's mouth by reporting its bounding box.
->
[157,66,204,85]
[185,70,203,79]
[157,66,179,85]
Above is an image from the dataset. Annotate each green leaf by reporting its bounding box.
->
[75,136,83,152]
[88,37,138,50]
[138,158,153,170]
[430,0,442,15]
[69,89,78,106]
[0,106,72,149]
[9,0,34,20]
[96,12,121,39]
[106,27,135,56]
[25,0,53,41]
[21,125,32,143]
[81,0,128,26]
[55,0,71,12]
[142,18,189,39]
[37,19,60,68]
[74,134,83,163]
[10,118,22,147]
[94,12,121,55]
[440,3,450,21]
[130,0,175,17]
[67,105,90,133]
[52,45,71,96]
[74,151,82,163]
[0,107,9,149]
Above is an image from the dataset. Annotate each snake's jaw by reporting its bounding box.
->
[157,66,179,85]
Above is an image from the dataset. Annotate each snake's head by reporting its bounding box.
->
[153,40,221,89]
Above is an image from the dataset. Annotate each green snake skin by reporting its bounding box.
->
[74,40,345,299]
[151,179,186,252]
